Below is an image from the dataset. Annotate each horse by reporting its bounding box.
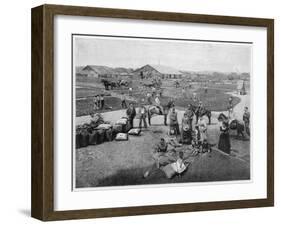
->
[147,100,174,126]
[189,104,212,125]
[217,113,245,138]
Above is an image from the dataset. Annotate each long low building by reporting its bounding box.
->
[133,64,182,79]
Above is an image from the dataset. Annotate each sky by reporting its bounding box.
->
[74,35,252,73]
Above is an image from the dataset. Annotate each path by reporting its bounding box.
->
[76,92,250,126]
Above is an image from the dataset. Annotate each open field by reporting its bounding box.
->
[75,76,245,116]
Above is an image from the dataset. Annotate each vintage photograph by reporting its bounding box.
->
[73,35,251,189]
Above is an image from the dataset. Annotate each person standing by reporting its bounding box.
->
[195,101,203,123]
[197,114,207,144]
[185,104,194,130]
[138,103,148,129]
[218,121,231,154]
[129,87,133,96]
[228,96,233,116]
[243,106,250,136]
[146,92,152,105]
[97,95,101,110]
[100,94,105,109]
[181,112,192,144]
[93,96,98,110]
[152,86,156,97]
[126,103,136,128]
[121,93,127,109]
[169,107,180,136]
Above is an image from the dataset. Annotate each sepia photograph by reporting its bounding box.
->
[73,34,251,189]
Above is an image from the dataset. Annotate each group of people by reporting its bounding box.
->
[93,95,105,110]
[169,104,209,151]
[126,102,148,129]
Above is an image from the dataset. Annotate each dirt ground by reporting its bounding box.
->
[75,93,250,188]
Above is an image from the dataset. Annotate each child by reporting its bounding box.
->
[202,139,212,153]
[171,151,189,177]
[191,125,200,155]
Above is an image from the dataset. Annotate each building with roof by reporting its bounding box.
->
[134,64,182,79]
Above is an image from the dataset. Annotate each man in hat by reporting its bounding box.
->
[100,94,105,109]
[195,101,203,123]
[126,103,136,128]
[185,104,194,130]
[121,93,127,109]
[169,106,180,136]
[243,106,250,136]
[138,103,148,129]
[155,94,163,114]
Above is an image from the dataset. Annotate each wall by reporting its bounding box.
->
[0,0,279,225]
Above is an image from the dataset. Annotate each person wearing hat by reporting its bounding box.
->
[169,106,180,136]
[152,138,177,168]
[121,93,127,109]
[126,103,136,128]
[138,103,148,129]
[243,106,250,136]
[181,112,192,144]
[195,101,203,123]
[93,96,98,110]
[155,94,163,114]
[100,94,105,109]
[185,104,194,130]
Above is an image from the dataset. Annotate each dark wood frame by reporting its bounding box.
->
[31,4,274,221]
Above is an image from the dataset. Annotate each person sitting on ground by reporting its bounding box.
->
[152,138,178,168]
[201,139,212,153]
[171,151,189,176]
[126,103,136,128]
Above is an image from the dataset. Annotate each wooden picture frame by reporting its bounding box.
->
[31,4,274,221]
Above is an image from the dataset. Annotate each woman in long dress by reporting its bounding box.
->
[181,112,192,144]
[218,121,231,154]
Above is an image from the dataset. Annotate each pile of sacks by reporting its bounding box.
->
[76,114,134,149]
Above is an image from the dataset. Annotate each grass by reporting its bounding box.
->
[76,96,136,117]
[76,78,241,116]
[174,88,240,111]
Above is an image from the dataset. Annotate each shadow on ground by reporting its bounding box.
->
[76,149,250,188]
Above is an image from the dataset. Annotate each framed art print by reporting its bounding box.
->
[31,4,274,221]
